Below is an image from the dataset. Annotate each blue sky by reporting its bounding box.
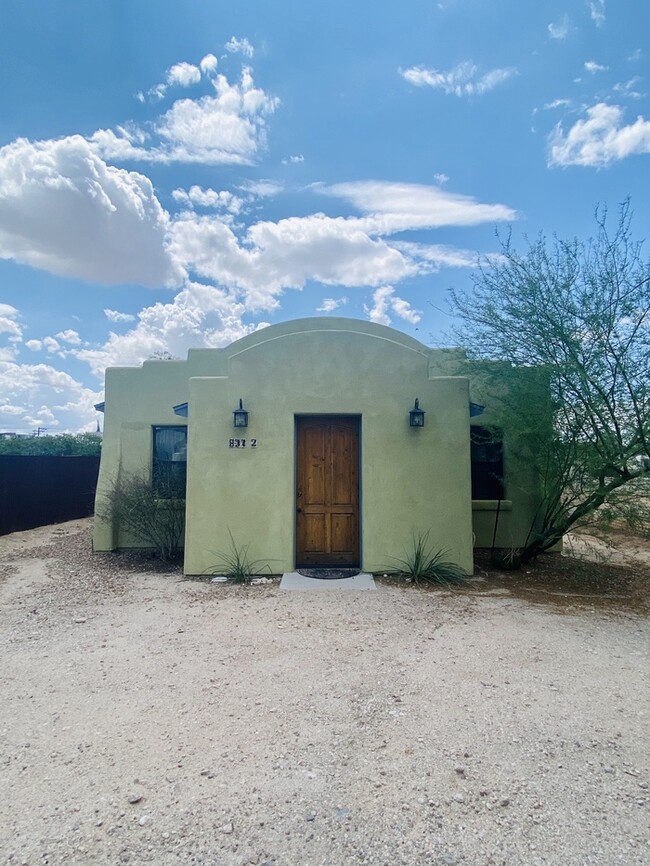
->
[0,0,648,432]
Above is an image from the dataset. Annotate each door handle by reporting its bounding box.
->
[297,507,303,513]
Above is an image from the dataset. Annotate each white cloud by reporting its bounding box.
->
[104,309,136,323]
[587,1,606,27]
[365,286,421,327]
[317,297,348,313]
[613,77,644,99]
[166,181,513,309]
[283,154,304,164]
[237,179,283,198]
[390,241,477,270]
[0,304,22,341]
[0,361,101,432]
[172,185,244,214]
[401,61,517,97]
[55,329,81,345]
[43,336,61,353]
[200,54,218,74]
[92,68,279,166]
[548,16,571,40]
[544,98,572,110]
[167,62,201,88]
[0,135,183,287]
[25,339,42,351]
[321,180,516,232]
[76,282,257,378]
[225,37,254,58]
[433,172,449,185]
[549,102,650,167]
[584,60,608,73]
[170,212,416,309]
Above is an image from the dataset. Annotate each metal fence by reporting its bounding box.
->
[0,455,100,536]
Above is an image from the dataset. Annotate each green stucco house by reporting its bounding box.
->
[93,318,543,575]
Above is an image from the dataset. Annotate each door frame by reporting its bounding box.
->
[294,414,362,568]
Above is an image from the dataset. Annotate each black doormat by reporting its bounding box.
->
[297,567,361,580]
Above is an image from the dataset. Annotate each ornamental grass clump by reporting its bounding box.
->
[210,530,273,583]
[390,531,468,586]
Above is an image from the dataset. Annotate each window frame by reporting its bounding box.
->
[152,425,187,499]
[470,425,505,501]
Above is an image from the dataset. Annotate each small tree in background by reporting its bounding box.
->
[449,201,649,563]
[0,433,102,456]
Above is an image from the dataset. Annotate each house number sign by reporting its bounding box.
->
[229,438,257,448]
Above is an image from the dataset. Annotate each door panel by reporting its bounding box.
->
[296,416,359,566]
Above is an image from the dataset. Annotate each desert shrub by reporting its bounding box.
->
[99,471,185,562]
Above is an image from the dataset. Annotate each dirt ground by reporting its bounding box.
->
[0,519,648,866]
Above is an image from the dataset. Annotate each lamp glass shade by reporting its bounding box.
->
[233,399,249,428]
[409,398,425,427]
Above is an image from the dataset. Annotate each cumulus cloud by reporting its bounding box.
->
[92,68,279,166]
[200,54,218,74]
[165,181,513,309]
[548,16,571,40]
[544,98,572,110]
[0,304,22,341]
[170,212,416,310]
[317,297,348,313]
[365,286,421,327]
[167,62,201,88]
[0,360,101,432]
[225,37,254,58]
[401,61,517,97]
[549,102,650,167]
[0,135,183,286]
[172,185,244,214]
[76,282,257,377]
[55,329,82,345]
[104,309,136,323]
[584,60,608,73]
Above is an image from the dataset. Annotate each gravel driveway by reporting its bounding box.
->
[1,520,648,866]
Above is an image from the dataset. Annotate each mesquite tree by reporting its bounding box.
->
[450,201,649,562]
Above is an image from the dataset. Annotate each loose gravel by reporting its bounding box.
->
[1,519,648,866]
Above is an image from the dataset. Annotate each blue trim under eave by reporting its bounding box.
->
[94,401,105,413]
[470,402,485,417]
[173,402,189,417]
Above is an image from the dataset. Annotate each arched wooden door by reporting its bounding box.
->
[296,416,360,567]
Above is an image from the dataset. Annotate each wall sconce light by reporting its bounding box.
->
[233,398,249,428]
[409,398,425,427]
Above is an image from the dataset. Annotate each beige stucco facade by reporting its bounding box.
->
[93,318,543,574]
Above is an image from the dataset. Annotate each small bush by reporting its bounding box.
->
[98,471,185,562]
[389,531,468,586]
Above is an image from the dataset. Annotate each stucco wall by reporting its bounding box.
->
[183,323,474,574]
[93,318,546,573]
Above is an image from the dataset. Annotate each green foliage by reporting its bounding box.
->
[0,432,102,456]
[449,200,650,562]
[97,471,185,562]
[209,530,273,583]
[389,531,468,586]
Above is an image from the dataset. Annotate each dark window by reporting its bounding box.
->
[152,426,187,498]
[471,426,504,500]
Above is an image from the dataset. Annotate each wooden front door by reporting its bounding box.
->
[296,416,360,567]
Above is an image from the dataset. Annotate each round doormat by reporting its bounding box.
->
[297,567,361,580]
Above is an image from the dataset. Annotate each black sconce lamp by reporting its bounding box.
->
[233,398,249,428]
[409,398,425,427]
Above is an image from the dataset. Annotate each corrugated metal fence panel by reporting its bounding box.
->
[0,455,100,535]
